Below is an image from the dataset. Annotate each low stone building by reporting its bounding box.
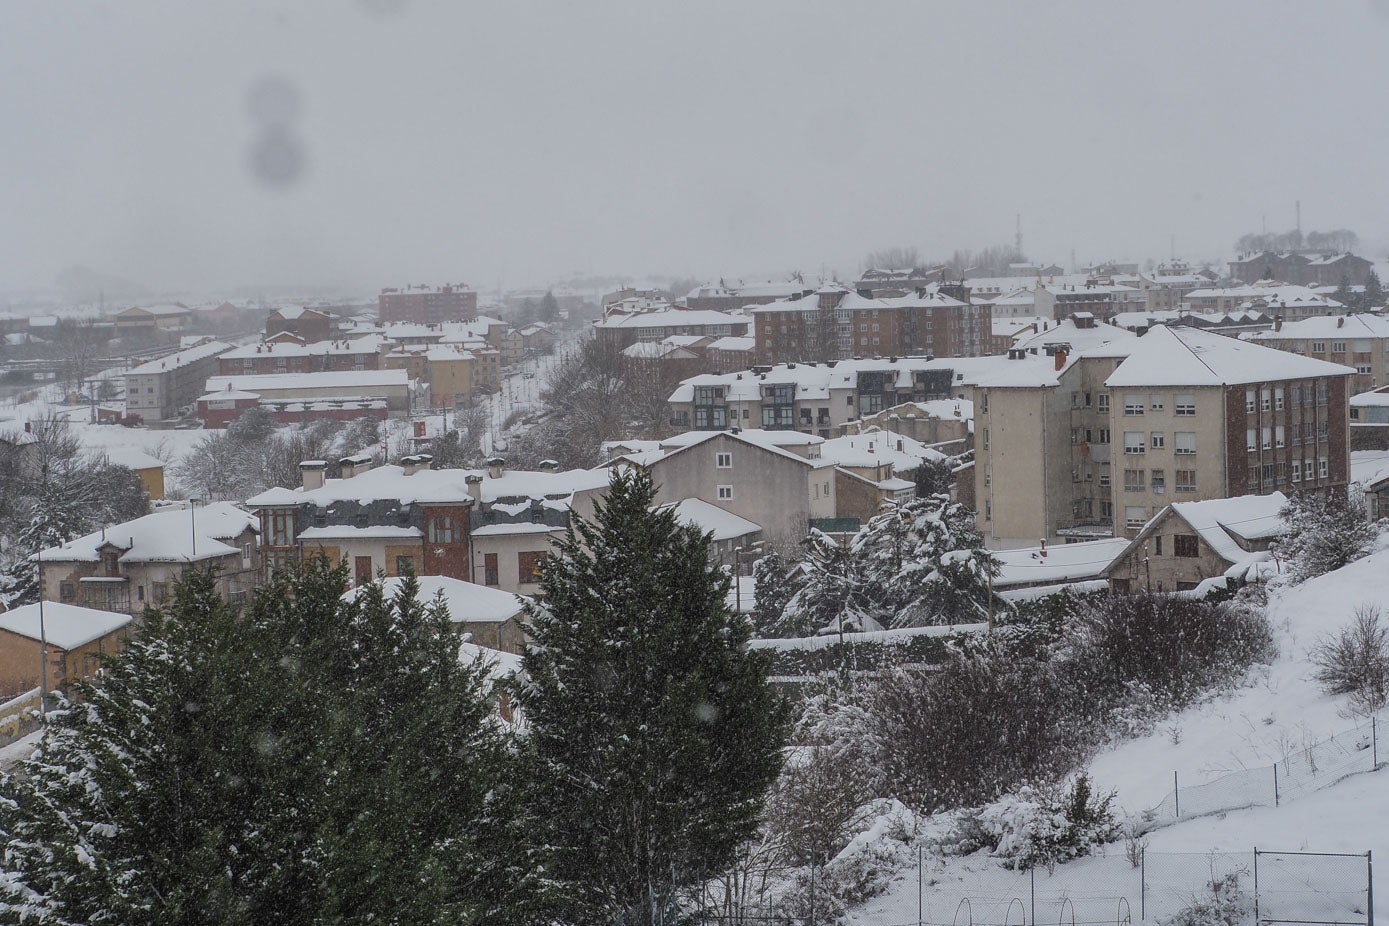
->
[0,602,133,698]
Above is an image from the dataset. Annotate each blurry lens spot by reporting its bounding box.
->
[246,75,301,127]
[248,127,305,189]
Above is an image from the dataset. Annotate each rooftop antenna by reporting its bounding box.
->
[1015,214,1023,254]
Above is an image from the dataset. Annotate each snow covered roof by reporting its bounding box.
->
[1105,326,1354,388]
[219,336,383,360]
[205,369,410,393]
[1013,317,1133,354]
[1351,450,1389,489]
[667,356,1010,404]
[1250,314,1389,342]
[118,303,190,317]
[684,278,812,301]
[593,308,744,329]
[101,447,166,471]
[1134,492,1288,566]
[1185,284,1341,309]
[344,575,527,625]
[817,430,947,472]
[1352,389,1389,408]
[658,498,761,541]
[993,538,1130,589]
[248,464,610,508]
[40,502,258,564]
[197,388,261,402]
[707,336,756,351]
[653,429,824,466]
[124,340,234,376]
[748,287,965,315]
[0,602,131,650]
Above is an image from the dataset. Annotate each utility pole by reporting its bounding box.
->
[36,546,48,721]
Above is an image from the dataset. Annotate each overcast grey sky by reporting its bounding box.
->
[3,0,1388,296]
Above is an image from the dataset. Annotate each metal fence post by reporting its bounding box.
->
[1140,847,1146,922]
[919,845,924,926]
[1374,717,1379,770]
[1368,850,1375,926]
[1273,763,1279,807]
[1174,770,1180,818]
[1031,865,1036,926]
[1253,848,1260,926]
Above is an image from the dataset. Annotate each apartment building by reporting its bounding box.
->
[684,278,816,313]
[123,340,234,422]
[265,306,337,341]
[1249,313,1389,393]
[1033,280,1143,322]
[203,369,415,413]
[1228,251,1373,286]
[378,284,478,324]
[592,308,750,351]
[217,337,383,376]
[749,284,990,364]
[974,325,1354,547]
[1182,285,1342,321]
[667,356,1000,439]
[247,456,610,596]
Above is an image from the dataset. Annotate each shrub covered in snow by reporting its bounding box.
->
[1274,490,1380,585]
[1159,871,1251,926]
[967,775,1120,871]
[1311,603,1389,715]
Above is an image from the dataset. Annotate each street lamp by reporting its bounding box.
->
[189,498,199,558]
[36,545,48,722]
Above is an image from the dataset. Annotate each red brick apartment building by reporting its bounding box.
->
[379,284,478,324]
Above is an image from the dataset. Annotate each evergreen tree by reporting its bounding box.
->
[780,529,877,637]
[1364,270,1384,312]
[0,479,91,606]
[538,290,560,323]
[912,457,955,498]
[1333,275,1358,312]
[517,470,790,925]
[0,560,540,924]
[749,548,800,637]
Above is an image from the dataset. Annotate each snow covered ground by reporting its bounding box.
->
[848,543,1389,925]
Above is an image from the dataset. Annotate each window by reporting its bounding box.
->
[717,485,733,500]
[1275,387,1285,410]
[268,510,295,546]
[483,552,499,586]
[1319,457,1329,479]
[1150,432,1165,449]
[1098,393,1110,411]
[1246,428,1257,452]
[1150,468,1166,493]
[428,517,459,544]
[1312,341,1326,353]
[1174,394,1195,416]
[716,452,732,468]
[1260,388,1271,411]
[1175,432,1196,455]
[1358,364,1373,375]
[1125,506,1147,530]
[1275,425,1285,448]
[1261,426,1272,450]
[1245,389,1255,413]
[1124,432,1145,454]
[1124,468,1145,491]
[1123,394,1144,416]
[1333,341,1347,354]
[1317,380,1328,406]
[1155,535,1163,556]
[395,555,414,576]
[1291,460,1301,482]
[1175,468,1197,492]
[1174,534,1200,558]
[1096,428,1110,444]
[982,427,989,450]
[1070,428,1080,445]
[518,550,546,584]
[1150,394,1164,410]
[984,499,992,521]
[1292,385,1303,406]
[60,582,75,602]
[980,391,988,413]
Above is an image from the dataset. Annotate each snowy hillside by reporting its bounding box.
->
[845,545,1389,925]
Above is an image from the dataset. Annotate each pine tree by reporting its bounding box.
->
[1334,275,1358,312]
[780,529,876,637]
[0,479,91,607]
[912,457,955,497]
[538,290,560,323]
[749,548,800,637]
[1274,490,1380,584]
[517,469,790,925]
[0,560,540,924]
[1365,270,1384,312]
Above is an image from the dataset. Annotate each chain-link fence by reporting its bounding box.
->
[703,848,1372,926]
[1145,715,1381,828]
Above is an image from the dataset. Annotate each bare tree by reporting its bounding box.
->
[861,246,922,272]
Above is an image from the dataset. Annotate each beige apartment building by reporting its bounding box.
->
[123,340,233,423]
[1249,313,1389,394]
[975,326,1354,547]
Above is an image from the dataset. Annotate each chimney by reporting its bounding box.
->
[300,460,327,491]
[340,453,373,479]
[1054,348,1068,371]
[401,454,422,476]
[23,422,31,433]
[465,473,484,503]
[1338,316,1345,328]
[539,459,560,472]
[486,456,505,480]
[1274,314,1283,332]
